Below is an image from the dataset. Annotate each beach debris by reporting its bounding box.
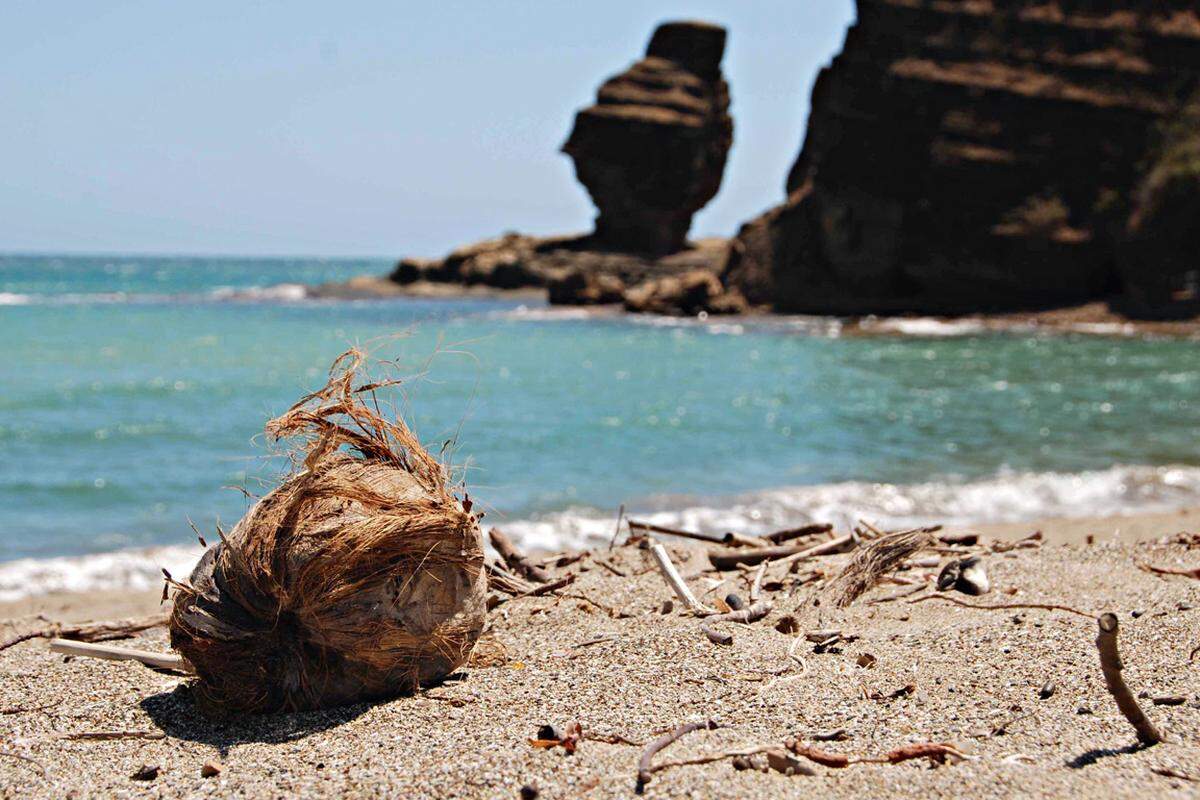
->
[909,593,1092,619]
[628,519,764,548]
[485,562,534,596]
[938,531,980,546]
[765,749,817,776]
[57,730,166,742]
[761,523,833,545]
[1095,612,1164,746]
[519,784,540,800]
[649,542,716,615]
[490,528,552,583]
[700,600,772,645]
[0,751,45,776]
[48,639,191,674]
[1039,681,1056,700]
[530,721,582,754]
[1138,562,1200,581]
[937,556,991,596]
[992,531,1043,553]
[201,762,222,778]
[607,504,626,549]
[1150,695,1186,706]
[594,557,627,577]
[635,718,720,792]
[708,531,859,570]
[856,653,877,669]
[1151,766,1199,782]
[786,739,967,767]
[775,615,800,634]
[810,729,850,742]
[168,350,487,714]
[131,764,160,781]
[826,527,938,607]
[0,613,167,655]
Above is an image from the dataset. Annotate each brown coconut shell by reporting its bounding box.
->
[169,350,487,714]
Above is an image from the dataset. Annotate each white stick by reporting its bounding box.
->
[49,639,193,673]
[650,543,716,615]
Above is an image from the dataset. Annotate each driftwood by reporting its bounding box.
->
[0,613,168,654]
[825,528,937,608]
[490,528,552,583]
[48,639,192,673]
[649,543,715,615]
[700,601,772,645]
[635,719,719,792]
[762,523,833,545]
[485,561,535,595]
[708,532,858,571]
[1095,613,1164,746]
[629,520,763,548]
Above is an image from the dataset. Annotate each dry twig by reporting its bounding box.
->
[908,592,1093,619]
[1138,563,1200,580]
[636,719,719,792]
[649,543,715,615]
[0,613,167,654]
[1095,613,1164,746]
[490,528,551,583]
[700,601,772,646]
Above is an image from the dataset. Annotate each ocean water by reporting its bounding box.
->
[2,253,1199,599]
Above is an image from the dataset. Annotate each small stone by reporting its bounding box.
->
[201,763,221,778]
[1039,681,1056,700]
[1076,705,1093,715]
[131,765,159,781]
[1151,695,1186,706]
[856,653,877,669]
[520,784,540,800]
[659,599,674,614]
[1131,610,1144,618]
[775,615,800,634]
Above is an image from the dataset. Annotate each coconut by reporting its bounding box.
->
[169,350,487,714]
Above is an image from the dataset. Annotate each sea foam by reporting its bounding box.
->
[5,463,1197,602]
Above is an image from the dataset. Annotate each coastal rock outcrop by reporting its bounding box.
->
[724,1,1200,317]
[562,21,733,256]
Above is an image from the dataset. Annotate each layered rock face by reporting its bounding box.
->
[725,1,1200,316]
[562,21,733,256]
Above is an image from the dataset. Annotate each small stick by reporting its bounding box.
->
[650,543,716,615]
[629,520,726,545]
[594,557,627,577]
[762,523,833,544]
[48,639,192,673]
[0,613,168,654]
[908,592,1093,619]
[700,601,772,645]
[636,719,719,792]
[1095,613,1163,746]
[0,751,45,776]
[508,574,576,600]
[58,730,166,741]
[489,528,552,583]
[1138,563,1200,580]
[485,561,535,595]
[608,503,625,550]
[749,561,768,602]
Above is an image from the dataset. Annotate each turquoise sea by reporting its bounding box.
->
[2,254,1199,597]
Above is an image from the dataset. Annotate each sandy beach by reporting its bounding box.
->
[2,516,1197,799]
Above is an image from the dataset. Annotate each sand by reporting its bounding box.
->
[2,520,1198,798]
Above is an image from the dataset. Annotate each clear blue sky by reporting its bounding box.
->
[0,1,854,257]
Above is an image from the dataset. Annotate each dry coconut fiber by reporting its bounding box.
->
[169,349,487,714]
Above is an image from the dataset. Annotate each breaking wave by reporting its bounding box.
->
[4,463,1198,602]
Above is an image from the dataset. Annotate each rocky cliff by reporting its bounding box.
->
[724,1,1200,317]
[562,21,733,256]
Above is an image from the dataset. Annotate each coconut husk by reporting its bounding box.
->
[169,349,487,714]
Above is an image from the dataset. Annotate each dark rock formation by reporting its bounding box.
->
[391,234,739,311]
[1117,92,1200,317]
[724,1,1200,317]
[562,21,733,256]
[622,270,744,315]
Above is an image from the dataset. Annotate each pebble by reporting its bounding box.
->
[131,765,159,781]
[1039,681,1056,700]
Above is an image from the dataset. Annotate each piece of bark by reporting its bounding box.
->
[489,528,551,583]
[1095,613,1164,746]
